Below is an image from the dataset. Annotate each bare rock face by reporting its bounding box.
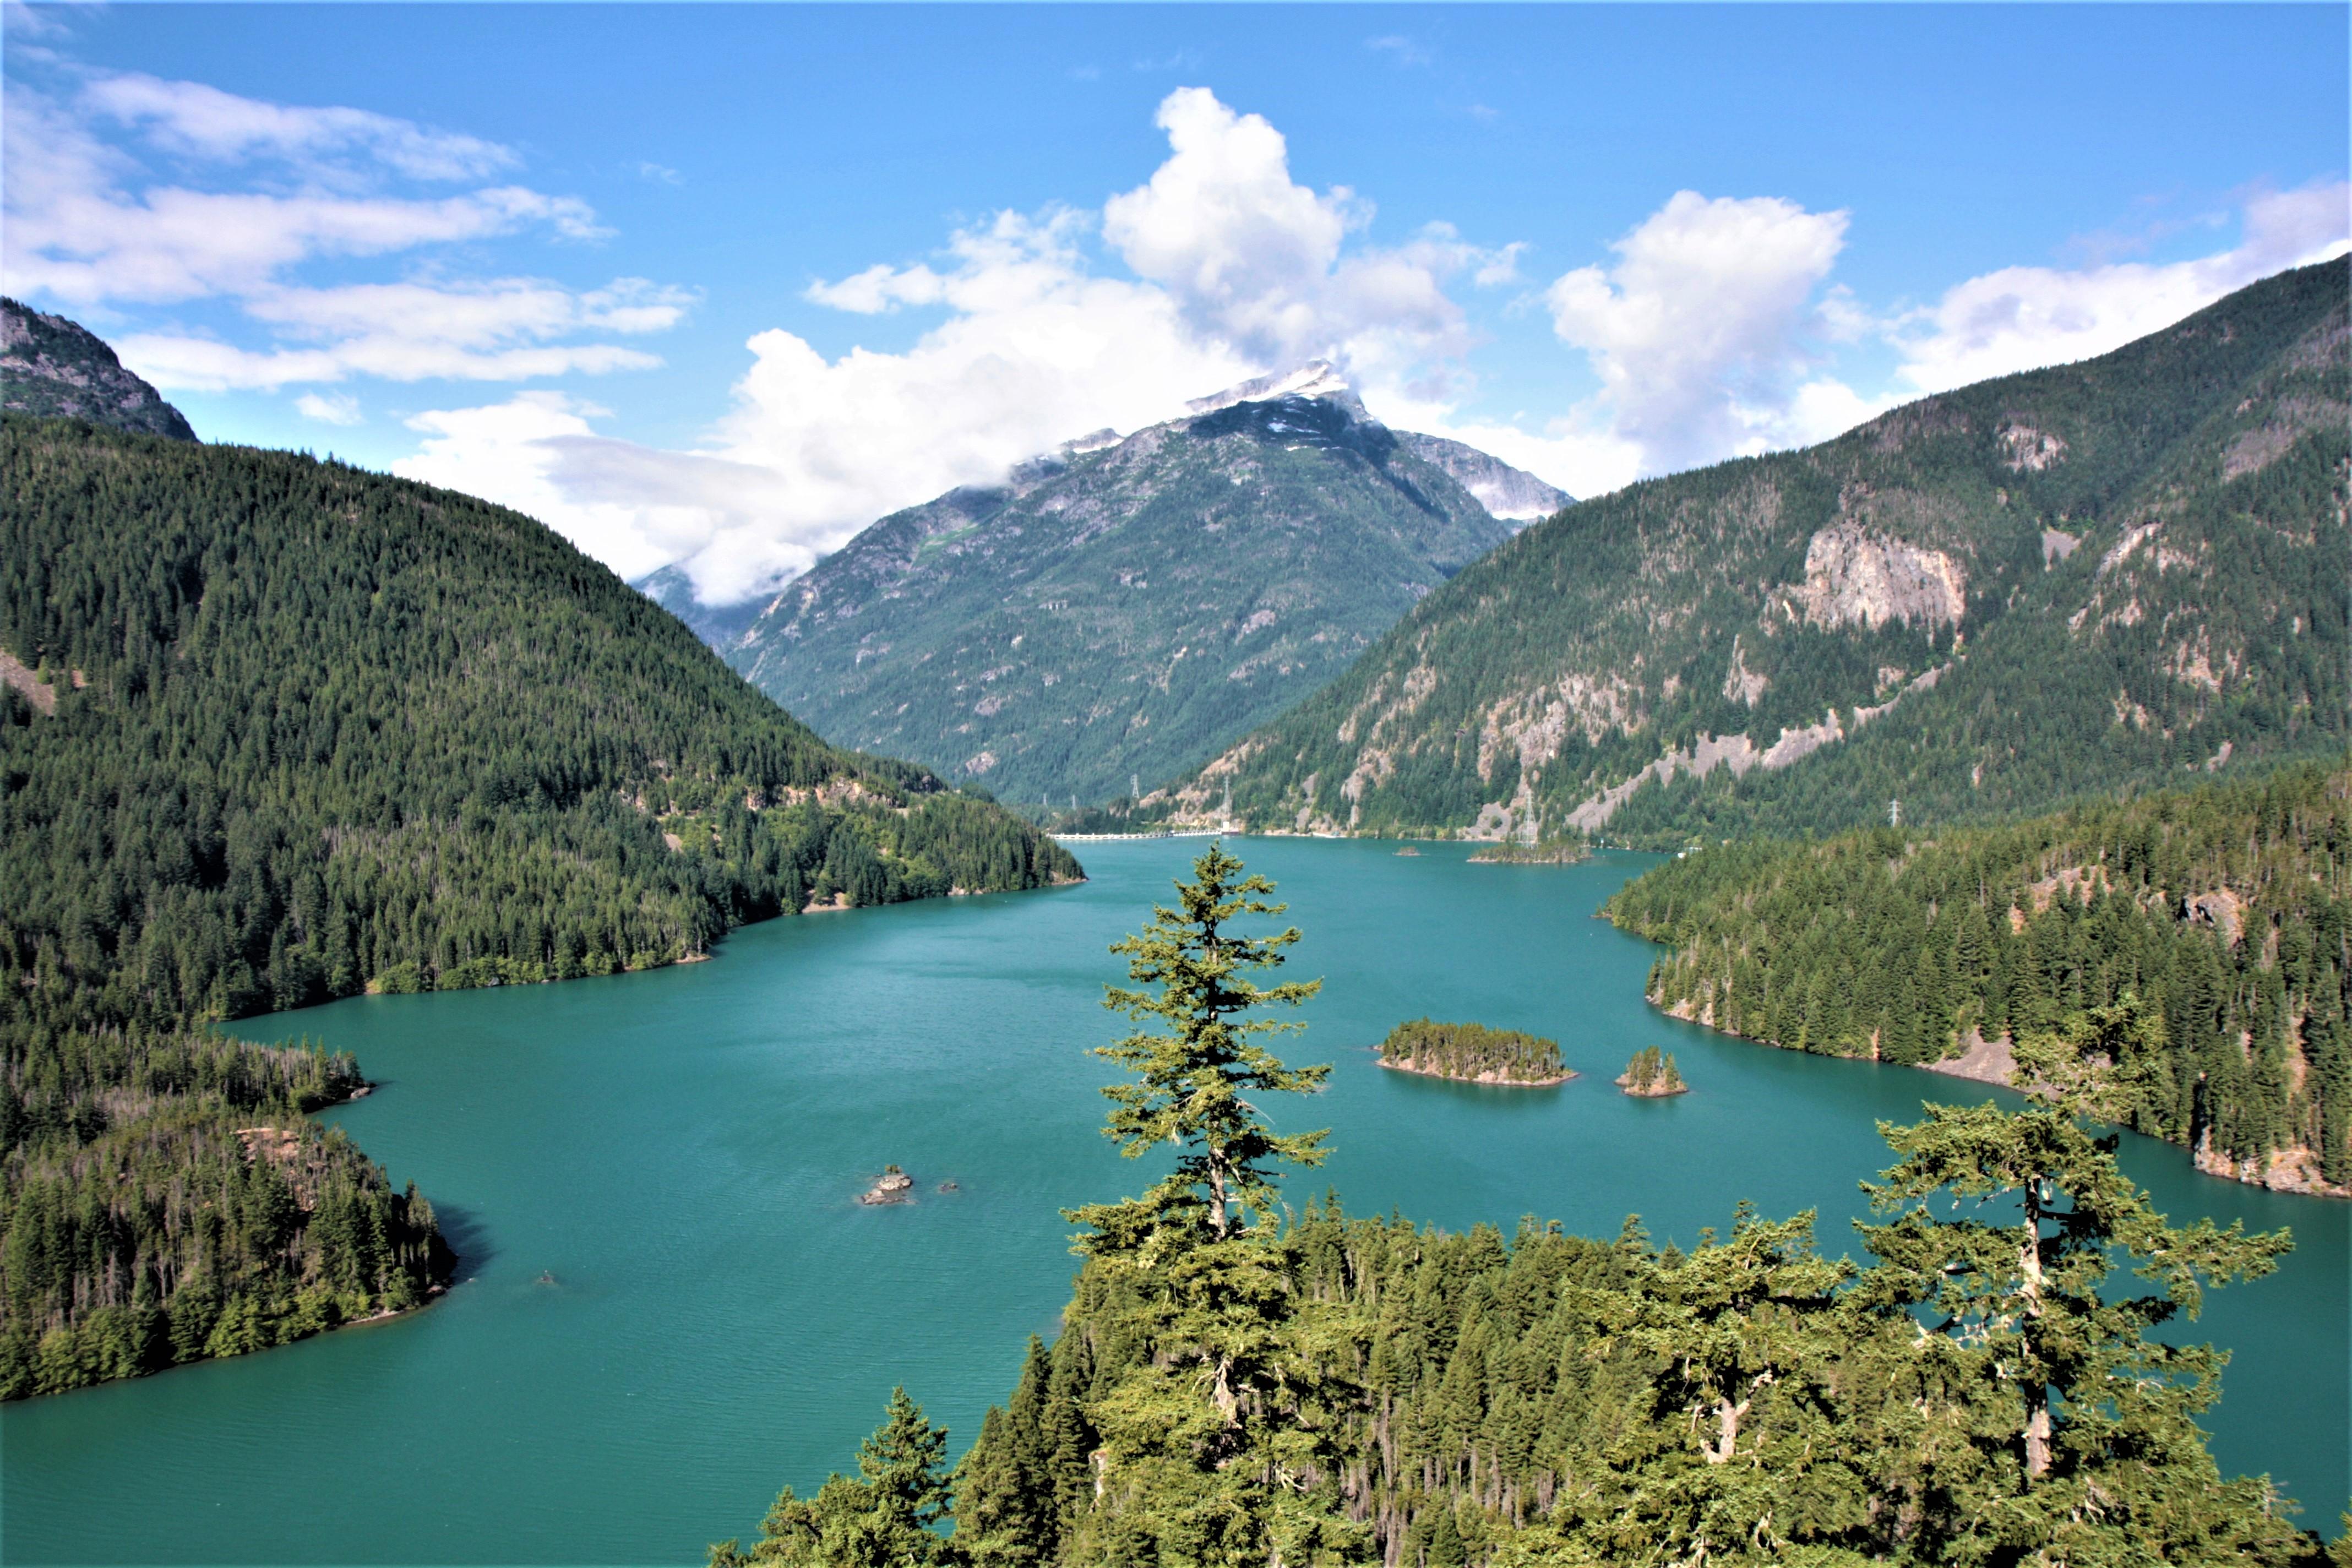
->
[2182,888,2244,945]
[1997,422,2067,472]
[1790,521,1967,633]
[2,298,198,442]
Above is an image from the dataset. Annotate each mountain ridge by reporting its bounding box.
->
[716,367,1566,804]
[1161,258,2350,842]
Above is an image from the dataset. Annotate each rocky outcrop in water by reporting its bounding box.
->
[859,1166,916,1205]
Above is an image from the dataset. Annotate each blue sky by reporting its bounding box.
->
[6,3,2346,602]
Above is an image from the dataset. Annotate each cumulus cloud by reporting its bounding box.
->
[1890,179,2351,394]
[407,86,1517,606]
[1099,86,1482,371]
[1544,190,1854,474]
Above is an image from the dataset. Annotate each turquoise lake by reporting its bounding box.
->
[5,840,2345,1562]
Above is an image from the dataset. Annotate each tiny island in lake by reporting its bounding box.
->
[859,1166,916,1205]
[1466,839,1588,865]
[1378,1018,1572,1086]
[1617,1047,1689,1097]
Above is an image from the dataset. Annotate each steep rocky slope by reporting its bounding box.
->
[2,297,197,442]
[1166,258,2349,841]
[722,366,1562,804]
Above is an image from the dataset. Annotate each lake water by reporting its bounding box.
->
[6,840,2344,1563]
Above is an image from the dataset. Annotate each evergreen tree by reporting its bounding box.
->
[1853,1101,2300,1561]
[1066,841,1327,1255]
[711,1388,955,1568]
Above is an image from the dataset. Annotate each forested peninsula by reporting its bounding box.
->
[1605,761,2352,1196]
[0,415,1080,1398]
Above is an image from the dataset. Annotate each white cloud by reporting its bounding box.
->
[2,68,671,394]
[1890,179,2351,394]
[122,331,661,393]
[1365,35,1432,67]
[407,86,1523,605]
[392,392,812,592]
[803,260,949,314]
[295,390,363,425]
[115,274,689,390]
[1545,190,1853,475]
[1102,86,1361,363]
[80,71,516,183]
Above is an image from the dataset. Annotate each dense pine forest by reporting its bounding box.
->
[1604,761,2352,1195]
[1378,1019,1565,1084]
[1162,258,2348,846]
[0,415,1080,1397]
[714,847,2332,1567]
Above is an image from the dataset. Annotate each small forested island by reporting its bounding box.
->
[1617,1044,1689,1096]
[1377,1017,1570,1086]
[1466,838,1588,865]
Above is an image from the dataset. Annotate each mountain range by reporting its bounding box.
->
[1161,258,2350,842]
[652,363,1567,807]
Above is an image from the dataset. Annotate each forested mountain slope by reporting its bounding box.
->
[2,298,197,443]
[0,416,1078,1398]
[1164,259,2349,841]
[1605,761,2352,1197]
[722,365,1561,805]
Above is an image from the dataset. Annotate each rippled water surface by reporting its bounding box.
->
[6,841,2344,1562]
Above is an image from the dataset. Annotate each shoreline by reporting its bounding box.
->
[1656,998,2350,1200]
[1379,1057,1575,1088]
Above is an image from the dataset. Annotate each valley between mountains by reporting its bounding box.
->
[3,258,2349,1566]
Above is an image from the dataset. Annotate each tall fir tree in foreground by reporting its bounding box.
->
[1068,840,1329,1253]
[1058,842,1361,1568]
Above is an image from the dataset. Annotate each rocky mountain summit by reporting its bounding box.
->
[2,298,197,442]
[1165,258,2349,843]
[714,367,1567,804]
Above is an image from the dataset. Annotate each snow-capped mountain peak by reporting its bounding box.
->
[1183,360,1356,418]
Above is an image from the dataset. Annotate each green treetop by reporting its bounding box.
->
[1854,1097,2295,1560]
[710,1386,955,1568]
[1068,841,1329,1256]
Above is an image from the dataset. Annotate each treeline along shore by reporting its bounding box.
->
[1605,761,2352,1198]
[0,416,1081,1398]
